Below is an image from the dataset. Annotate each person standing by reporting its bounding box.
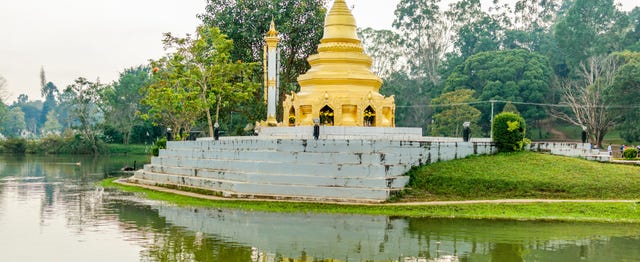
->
[608,144,612,156]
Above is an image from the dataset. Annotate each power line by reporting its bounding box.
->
[396,100,640,109]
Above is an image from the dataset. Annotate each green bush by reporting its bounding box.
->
[152,138,167,156]
[623,148,638,160]
[2,137,27,153]
[492,112,529,152]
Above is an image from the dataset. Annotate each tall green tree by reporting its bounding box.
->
[357,28,403,78]
[431,89,481,137]
[554,0,628,70]
[12,96,42,136]
[0,75,8,103]
[143,55,204,141]
[42,110,62,135]
[381,72,432,130]
[101,66,150,144]
[65,77,105,154]
[607,51,640,142]
[0,107,26,138]
[445,49,552,133]
[40,82,58,133]
[0,76,7,129]
[393,0,450,85]
[157,26,259,137]
[56,87,76,130]
[199,0,326,94]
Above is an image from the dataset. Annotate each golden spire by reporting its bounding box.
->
[322,0,358,43]
[297,0,381,91]
[266,20,278,38]
[265,20,280,49]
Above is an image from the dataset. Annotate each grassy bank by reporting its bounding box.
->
[402,151,640,201]
[100,177,640,223]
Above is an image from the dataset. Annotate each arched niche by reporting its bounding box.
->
[319,105,334,126]
[288,107,296,126]
[364,106,376,127]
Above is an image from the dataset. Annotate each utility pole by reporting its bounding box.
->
[490,100,495,141]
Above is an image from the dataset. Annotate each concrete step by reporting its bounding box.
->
[147,155,411,177]
[167,138,494,155]
[159,148,428,166]
[131,171,399,202]
[141,165,409,189]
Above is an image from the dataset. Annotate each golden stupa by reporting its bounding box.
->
[282,0,395,127]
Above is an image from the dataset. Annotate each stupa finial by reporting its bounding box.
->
[266,20,278,38]
[322,0,358,42]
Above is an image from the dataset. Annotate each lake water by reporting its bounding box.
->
[1,154,639,262]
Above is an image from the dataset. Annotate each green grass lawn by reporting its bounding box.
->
[402,151,640,201]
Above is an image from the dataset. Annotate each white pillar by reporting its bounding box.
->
[264,21,280,126]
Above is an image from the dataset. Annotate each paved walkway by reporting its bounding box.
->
[114,179,639,206]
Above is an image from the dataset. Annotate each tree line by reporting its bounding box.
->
[1,0,639,153]
[361,0,640,148]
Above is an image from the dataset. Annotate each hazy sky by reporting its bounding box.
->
[0,0,637,103]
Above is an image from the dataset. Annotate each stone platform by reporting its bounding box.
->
[129,131,495,203]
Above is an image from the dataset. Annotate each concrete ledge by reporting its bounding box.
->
[255,126,423,140]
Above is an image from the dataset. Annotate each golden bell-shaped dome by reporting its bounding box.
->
[283,0,395,127]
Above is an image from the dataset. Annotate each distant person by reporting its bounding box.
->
[608,144,612,156]
[621,145,625,155]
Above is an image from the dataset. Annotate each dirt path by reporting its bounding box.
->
[114,179,638,206]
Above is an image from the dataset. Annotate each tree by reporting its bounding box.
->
[40,82,58,133]
[445,49,552,133]
[101,66,150,144]
[445,0,508,59]
[380,72,432,130]
[0,76,7,128]
[65,77,104,154]
[431,89,481,137]
[607,51,640,142]
[393,0,451,85]
[199,0,326,106]
[357,28,403,78]
[42,110,62,135]
[156,26,259,137]
[0,107,26,137]
[554,0,627,70]
[56,87,76,130]
[551,56,619,148]
[143,54,203,141]
[12,97,42,136]
[0,75,7,102]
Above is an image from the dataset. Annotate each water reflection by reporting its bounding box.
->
[146,205,640,261]
[1,155,639,261]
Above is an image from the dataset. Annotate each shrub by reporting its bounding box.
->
[152,138,167,156]
[2,137,27,154]
[492,112,529,152]
[623,148,638,160]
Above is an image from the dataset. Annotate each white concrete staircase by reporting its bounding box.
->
[129,137,494,203]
